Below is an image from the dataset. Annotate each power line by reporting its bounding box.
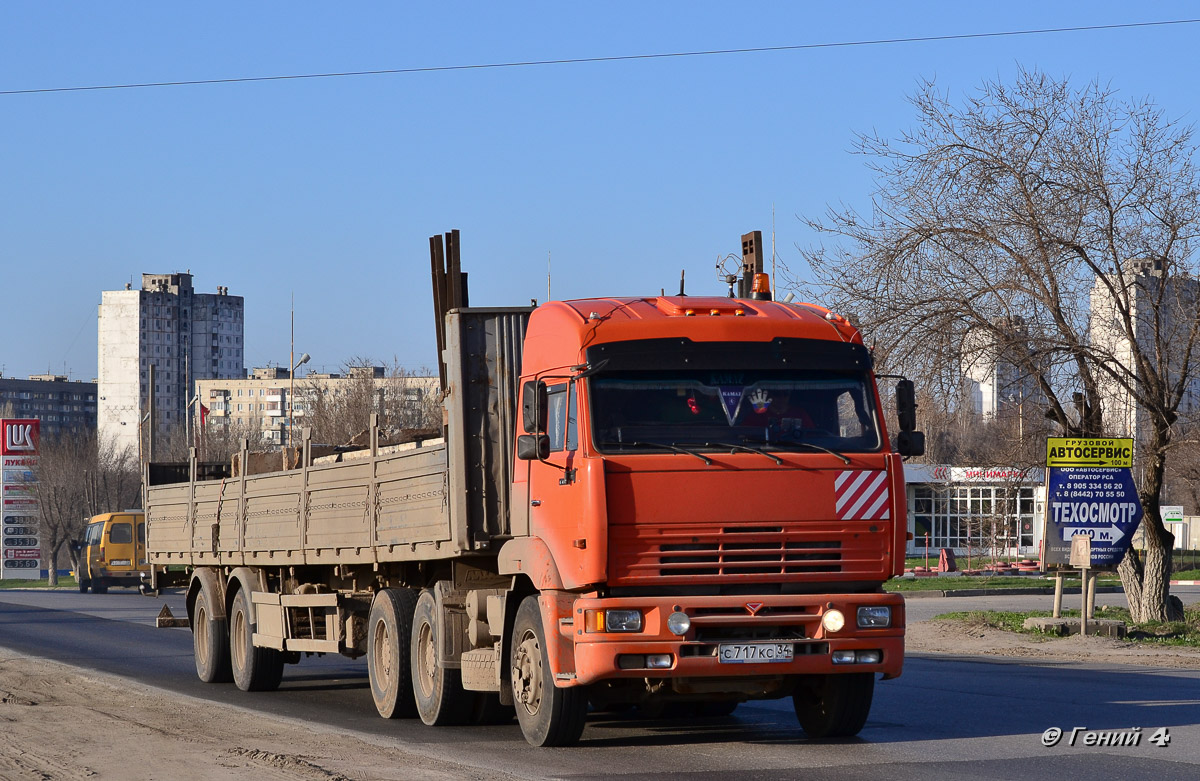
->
[3,18,1198,97]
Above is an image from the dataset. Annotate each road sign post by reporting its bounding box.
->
[1070,535,1092,634]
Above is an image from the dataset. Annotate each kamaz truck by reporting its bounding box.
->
[143,230,920,746]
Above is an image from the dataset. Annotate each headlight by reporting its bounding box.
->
[586,608,643,632]
[857,606,891,628]
[821,608,845,633]
[666,611,691,636]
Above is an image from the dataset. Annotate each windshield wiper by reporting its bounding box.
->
[741,437,852,465]
[622,441,713,465]
[704,441,783,465]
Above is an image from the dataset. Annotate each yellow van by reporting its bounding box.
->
[77,512,147,594]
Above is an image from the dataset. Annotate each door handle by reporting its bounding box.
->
[530,500,542,507]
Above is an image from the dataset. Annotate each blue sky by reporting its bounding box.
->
[2,3,1198,380]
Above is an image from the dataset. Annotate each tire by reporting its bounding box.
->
[793,673,874,738]
[511,595,587,747]
[229,588,284,692]
[91,580,108,594]
[77,578,90,594]
[410,589,474,726]
[368,588,418,718]
[193,585,232,683]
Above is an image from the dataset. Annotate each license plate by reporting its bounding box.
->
[110,559,131,566]
[717,642,793,663]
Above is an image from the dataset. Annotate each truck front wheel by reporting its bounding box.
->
[511,595,587,747]
[411,589,473,725]
[368,588,418,718]
[792,673,874,738]
[229,588,284,692]
[193,585,232,683]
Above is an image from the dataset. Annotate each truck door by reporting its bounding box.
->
[526,381,589,576]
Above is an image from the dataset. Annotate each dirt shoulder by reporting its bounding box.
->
[906,617,1200,669]
[0,652,516,781]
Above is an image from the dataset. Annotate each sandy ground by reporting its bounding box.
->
[0,652,517,781]
[2,620,1198,781]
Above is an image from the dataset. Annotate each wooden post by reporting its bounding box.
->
[1052,572,1064,618]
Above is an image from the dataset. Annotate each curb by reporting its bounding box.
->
[1171,580,1200,586]
[901,586,1126,599]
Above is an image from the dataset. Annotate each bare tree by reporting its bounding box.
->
[303,358,439,447]
[800,69,1200,621]
[31,431,140,585]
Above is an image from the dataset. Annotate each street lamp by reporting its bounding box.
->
[288,351,310,452]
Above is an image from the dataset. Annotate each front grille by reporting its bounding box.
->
[609,522,888,585]
[659,538,842,576]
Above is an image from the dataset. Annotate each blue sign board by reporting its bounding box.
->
[1044,466,1143,568]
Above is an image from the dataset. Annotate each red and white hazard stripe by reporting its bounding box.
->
[834,470,890,520]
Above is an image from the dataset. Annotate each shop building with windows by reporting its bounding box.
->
[904,464,1046,559]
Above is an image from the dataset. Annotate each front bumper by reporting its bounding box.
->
[567,592,904,686]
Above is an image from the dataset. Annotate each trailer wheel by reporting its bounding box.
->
[511,595,586,747]
[229,588,284,692]
[368,588,418,718]
[193,585,232,683]
[411,589,473,726]
[792,673,874,738]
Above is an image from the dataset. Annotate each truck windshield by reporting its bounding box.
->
[590,370,881,454]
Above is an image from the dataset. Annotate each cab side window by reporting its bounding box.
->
[85,524,103,546]
[545,383,578,453]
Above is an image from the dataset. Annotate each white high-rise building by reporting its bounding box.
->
[1090,259,1200,442]
[961,316,1045,421]
[98,273,245,459]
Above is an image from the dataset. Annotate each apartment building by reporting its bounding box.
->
[196,367,437,445]
[0,375,96,437]
[98,273,245,458]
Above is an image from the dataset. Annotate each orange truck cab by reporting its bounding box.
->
[504,292,915,738]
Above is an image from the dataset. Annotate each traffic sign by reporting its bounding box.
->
[1043,439,1143,569]
[1046,437,1133,468]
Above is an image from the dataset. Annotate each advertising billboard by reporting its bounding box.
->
[0,419,40,580]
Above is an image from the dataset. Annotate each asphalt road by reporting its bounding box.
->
[2,587,1199,780]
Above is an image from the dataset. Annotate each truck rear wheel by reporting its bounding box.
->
[77,577,90,593]
[229,588,284,692]
[368,588,418,718]
[511,595,587,747]
[411,589,473,726]
[91,579,108,594]
[193,585,232,683]
[793,673,874,738]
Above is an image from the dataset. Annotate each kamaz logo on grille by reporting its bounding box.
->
[745,602,764,616]
[834,470,890,520]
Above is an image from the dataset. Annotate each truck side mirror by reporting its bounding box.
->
[516,434,551,461]
[895,430,925,458]
[522,380,548,433]
[895,379,918,432]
